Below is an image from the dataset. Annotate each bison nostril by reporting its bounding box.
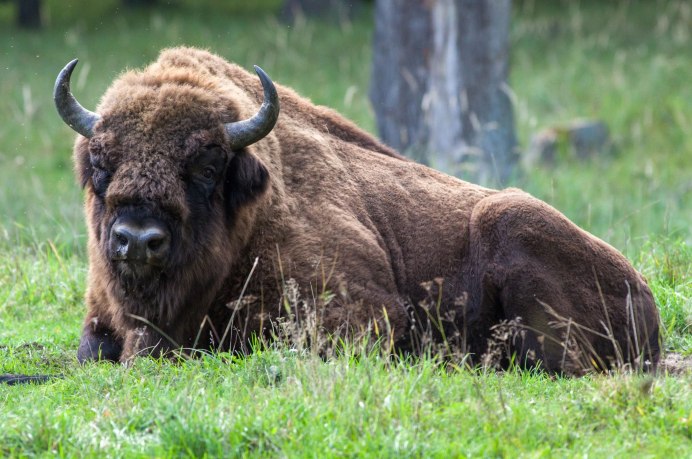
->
[144,230,169,255]
[147,238,162,251]
[140,227,171,263]
[116,233,129,247]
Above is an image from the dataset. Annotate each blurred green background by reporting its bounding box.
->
[1,0,689,253]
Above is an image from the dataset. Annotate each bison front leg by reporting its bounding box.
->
[119,326,179,362]
[78,315,123,363]
[468,190,661,373]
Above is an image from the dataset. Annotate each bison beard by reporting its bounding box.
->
[51,47,660,374]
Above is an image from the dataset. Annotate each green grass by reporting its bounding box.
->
[0,0,690,456]
[1,350,691,457]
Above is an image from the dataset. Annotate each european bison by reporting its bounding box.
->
[54,47,660,373]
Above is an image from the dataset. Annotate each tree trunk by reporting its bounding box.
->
[122,0,157,6]
[370,0,517,186]
[17,0,41,28]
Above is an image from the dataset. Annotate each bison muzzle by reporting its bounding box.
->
[54,48,660,373]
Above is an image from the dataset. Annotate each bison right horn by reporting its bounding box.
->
[225,65,280,150]
[54,59,101,138]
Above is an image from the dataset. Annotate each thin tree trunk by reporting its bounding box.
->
[122,0,157,6]
[280,0,362,23]
[370,0,517,186]
[17,0,41,28]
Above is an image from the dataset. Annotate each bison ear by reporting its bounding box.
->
[224,151,269,211]
[74,147,93,189]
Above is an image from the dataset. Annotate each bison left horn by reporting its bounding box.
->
[54,59,101,138]
[225,65,280,150]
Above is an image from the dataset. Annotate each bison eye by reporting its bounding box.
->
[92,167,111,196]
[202,166,216,180]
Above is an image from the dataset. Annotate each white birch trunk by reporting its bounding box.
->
[370,0,517,186]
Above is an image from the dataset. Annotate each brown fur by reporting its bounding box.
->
[74,47,660,372]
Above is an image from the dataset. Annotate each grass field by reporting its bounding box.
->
[0,0,690,456]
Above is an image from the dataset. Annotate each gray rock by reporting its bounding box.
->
[568,119,610,160]
[524,119,611,167]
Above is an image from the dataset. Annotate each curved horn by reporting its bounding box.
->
[54,59,100,138]
[226,65,280,150]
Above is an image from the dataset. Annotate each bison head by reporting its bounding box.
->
[54,59,279,329]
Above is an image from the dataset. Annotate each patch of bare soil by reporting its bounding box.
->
[660,353,692,374]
